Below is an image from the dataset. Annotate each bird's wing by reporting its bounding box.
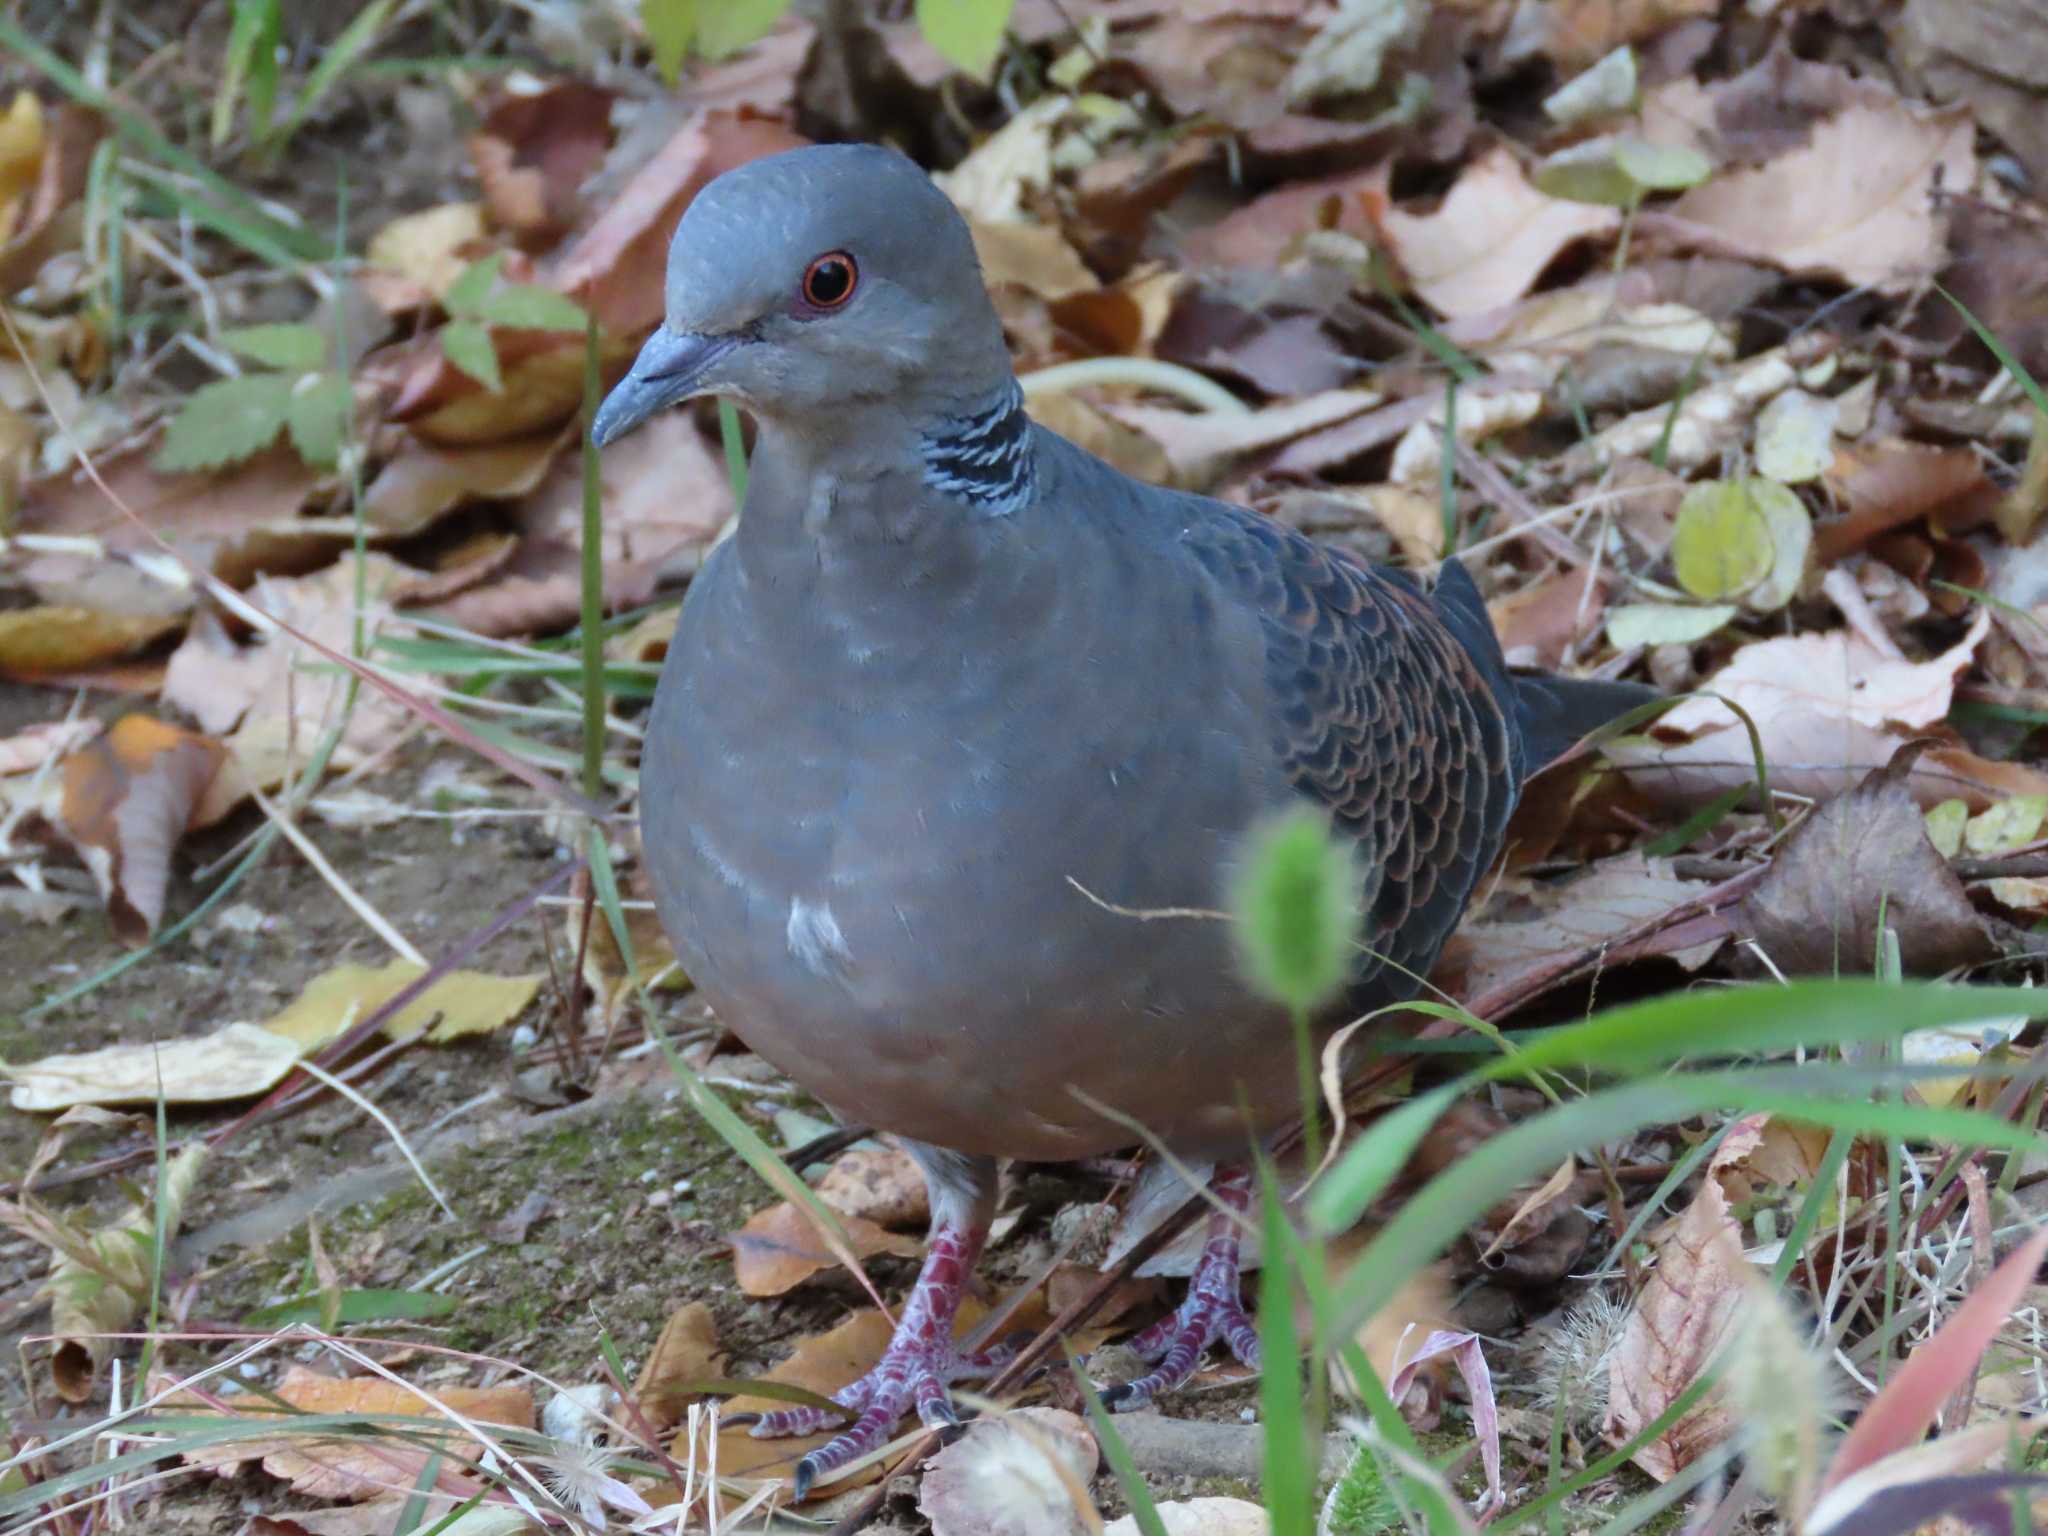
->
[1182,506,1521,992]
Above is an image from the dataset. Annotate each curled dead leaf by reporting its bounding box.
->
[56,714,226,943]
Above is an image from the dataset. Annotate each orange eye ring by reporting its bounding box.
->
[801,251,858,309]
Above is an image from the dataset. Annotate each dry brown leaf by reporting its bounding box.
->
[1183,164,1387,271]
[1379,147,1622,318]
[1605,1177,1746,1481]
[1736,751,1996,978]
[916,1407,1098,1536]
[1542,0,1718,70]
[162,556,413,791]
[55,714,225,942]
[729,1199,921,1297]
[1025,392,1172,486]
[1709,1111,1831,1209]
[468,79,613,244]
[0,98,101,291]
[1606,611,2023,806]
[1489,568,1608,669]
[0,605,183,676]
[1892,0,2048,193]
[814,1144,930,1230]
[182,1364,533,1501]
[360,202,488,312]
[968,216,1098,301]
[1815,438,1999,563]
[634,1300,722,1436]
[1437,853,1721,1007]
[358,432,565,538]
[415,409,733,636]
[4,1023,302,1111]
[1103,390,1382,482]
[547,109,808,335]
[20,445,325,585]
[1661,96,1974,291]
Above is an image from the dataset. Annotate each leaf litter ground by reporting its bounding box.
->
[5,1,2048,1533]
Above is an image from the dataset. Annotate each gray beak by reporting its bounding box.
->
[591,327,739,446]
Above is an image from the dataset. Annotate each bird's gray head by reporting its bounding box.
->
[591,144,1013,448]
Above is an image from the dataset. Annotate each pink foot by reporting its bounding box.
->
[1101,1163,1262,1410]
[742,1221,1014,1500]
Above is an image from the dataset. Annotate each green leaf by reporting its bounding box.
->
[440,320,502,392]
[641,0,695,81]
[244,1288,458,1328]
[1230,808,1361,1016]
[1613,136,1711,191]
[154,374,291,472]
[442,252,505,318]
[696,0,791,58]
[915,0,1015,80]
[285,373,352,466]
[212,0,282,148]
[476,283,587,332]
[222,321,325,372]
[1670,478,1774,600]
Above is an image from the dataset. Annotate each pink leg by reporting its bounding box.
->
[741,1147,1012,1500]
[1102,1163,1262,1410]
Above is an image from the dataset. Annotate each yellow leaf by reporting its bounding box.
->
[262,959,541,1049]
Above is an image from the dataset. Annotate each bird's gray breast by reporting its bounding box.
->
[637,517,1292,1159]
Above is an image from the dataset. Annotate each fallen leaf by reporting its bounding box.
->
[814,1144,930,1229]
[4,1023,303,1112]
[56,714,226,942]
[1708,1111,1831,1208]
[1736,750,1996,979]
[161,556,413,788]
[1378,147,1622,317]
[634,1301,722,1435]
[1438,853,1722,1009]
[262,959,543,1050]
[1608,611,2028,806]
[1489,568,1608,669]
[416,409,733,636]
[1661,95,1974,291]
[1025,392,1172,486]
[1605,1177,1747,1480]
[181,1364,533,1500]
[547,109,807,335]
[0,605,186,675]
[917,1407,1098,1536]
[357,431,564,538]
[361,202,489,311]
[468,80,613,244]
[1815,438,1999,563]
[0,717,98,773]
[0,1133,204,1401]
[729,1199,921,1297]
[1892,0,2048,193]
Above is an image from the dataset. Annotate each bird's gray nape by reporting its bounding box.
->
[918,379,1034,516]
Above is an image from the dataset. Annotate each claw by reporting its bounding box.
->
[1104,1163,1262,1411]
[748,1217,1016,1497]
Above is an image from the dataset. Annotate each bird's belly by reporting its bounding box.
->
[640,650,1302,1160]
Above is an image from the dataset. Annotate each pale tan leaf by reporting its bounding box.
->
[1380,147,1622,317]
[1605,1178,1747,1480]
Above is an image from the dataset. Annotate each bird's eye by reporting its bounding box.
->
[801,252,858,310]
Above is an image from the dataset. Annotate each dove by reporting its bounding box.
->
[592,142,1652,1496]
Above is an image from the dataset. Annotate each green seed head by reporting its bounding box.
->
[1230,809,1363,1016]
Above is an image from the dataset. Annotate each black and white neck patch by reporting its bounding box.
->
[919,380,1034,516]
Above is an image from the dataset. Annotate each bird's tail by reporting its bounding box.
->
[1512,671,1661,773]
